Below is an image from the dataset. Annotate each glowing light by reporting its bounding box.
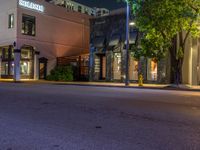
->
[129,22,135,26]
[19,0,44,12]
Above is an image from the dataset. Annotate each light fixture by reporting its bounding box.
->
[129,21,135,26]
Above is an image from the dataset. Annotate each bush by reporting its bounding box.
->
[46,66,74,81]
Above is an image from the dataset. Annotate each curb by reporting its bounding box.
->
[0,80,200,92]
[53,83,200,92]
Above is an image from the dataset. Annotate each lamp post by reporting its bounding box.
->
[125,1,130,86]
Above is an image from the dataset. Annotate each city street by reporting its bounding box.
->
[0,82,200,150]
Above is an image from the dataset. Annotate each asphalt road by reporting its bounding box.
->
[0,83,200,150]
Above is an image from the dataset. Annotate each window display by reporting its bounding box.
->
[147,59,158,81]
[20,61,32,76]
[129,56,138,80]
[113,53,121,80]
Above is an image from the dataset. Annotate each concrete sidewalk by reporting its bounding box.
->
[0,79,200,91]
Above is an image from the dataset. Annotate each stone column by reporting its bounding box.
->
[190,38,198,85]
[14,49,21,81]
[34,51,40,80]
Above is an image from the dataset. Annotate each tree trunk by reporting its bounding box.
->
[174,58,183,85]
[169,36,184,85]
[169,37,177,84]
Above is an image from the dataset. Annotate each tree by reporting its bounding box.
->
[126,0,200,84]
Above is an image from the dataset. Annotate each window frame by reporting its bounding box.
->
[21,14,36,36]
[8,13,14,29]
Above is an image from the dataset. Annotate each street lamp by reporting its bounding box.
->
[129,21,135,26]
[125,0,130,86]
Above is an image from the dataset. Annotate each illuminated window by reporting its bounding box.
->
[8,14,14,28]
[20,47,33,76]
[21,49,33,59]
[22,14,36,36]
[20,61,32,76]
[0,46,15,76]
[129,56,138,80]
[1,62,9,75]
[113,53,121,80]
[147,59,158,81]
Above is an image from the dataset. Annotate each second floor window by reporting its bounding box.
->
[22,14,36,36]
[8,14,14,28]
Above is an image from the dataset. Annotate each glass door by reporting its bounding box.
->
[39,57,48,79]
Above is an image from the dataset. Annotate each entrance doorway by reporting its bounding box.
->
[39,57,48,79]
[100,55,106,80]
[94,54,106,80]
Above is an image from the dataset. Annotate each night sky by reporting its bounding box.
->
[74,0,125,10]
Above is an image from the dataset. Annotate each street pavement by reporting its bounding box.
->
[0,82,200,150]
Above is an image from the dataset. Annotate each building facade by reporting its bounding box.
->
[49,0,110,17]
[94,8,110,17]
[89,9,200,85]
[0,0,90,80]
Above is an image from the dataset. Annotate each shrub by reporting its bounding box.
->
[46,66,73,81]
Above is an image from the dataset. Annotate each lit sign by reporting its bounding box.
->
[19,0,44,12]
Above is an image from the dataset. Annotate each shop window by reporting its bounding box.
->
[147,59,158,81]
[1,62,9,75]
[113,53,121,80]
[20,61,32,76]
[8,14,14,29]
[129,56,138,80]
[4,48,9,59]
[10,62,14,75]
[21,49,33,59]
[94,58,100,73]
[11,48,14,59]
[0,48,2,57]
[0,46,14,77]
[22,14,36,36]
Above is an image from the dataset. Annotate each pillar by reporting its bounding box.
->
[14,49,21,81]
[34,51,40,80]
[190,39,198,85]
[89,46,95,81]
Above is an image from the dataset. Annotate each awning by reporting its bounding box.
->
[108,35,120,46]
[124,31,138,45]
[93,37,105,48]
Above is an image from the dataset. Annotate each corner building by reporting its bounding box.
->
[0,0,90,80]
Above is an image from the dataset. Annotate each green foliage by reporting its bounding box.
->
[46,66,73,81]
[127,0,200,59]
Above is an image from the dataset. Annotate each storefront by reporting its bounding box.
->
[0,0,90,81]
[0,45,36,79]
[89,8,169,84]
[129,55,138,81]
